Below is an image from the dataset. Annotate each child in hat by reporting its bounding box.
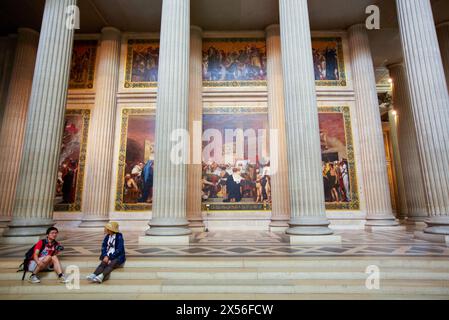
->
[86,221,126,283]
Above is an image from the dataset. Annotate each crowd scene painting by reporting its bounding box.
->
[201,110,356,210]
[54,110,89,211]
[202,38,267,84]
[69,40,97,89]
[115,109,356,211]
[125,40,159,88]
[116,111,156,210]
[312,38,345,85]
[319,112,352,204]
[123,37,345,87]
[201,113,271,205]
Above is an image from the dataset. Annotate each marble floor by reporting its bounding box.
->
[0,229,448,258]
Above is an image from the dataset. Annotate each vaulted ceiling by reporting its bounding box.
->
[1,0,448,68]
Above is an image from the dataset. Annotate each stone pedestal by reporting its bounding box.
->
[388,63,428,223]
[0,29,39,225]
[266,24,290,232]
[279,0,339,244]
[186,26,205,232]
[396,0,449,242]
[80,27,121,228]
[141,0,192,245]
[1,0,77,243]
[348,24,399,228]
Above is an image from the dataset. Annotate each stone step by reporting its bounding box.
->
[3,292,449,300]
[0,279,448,296]
[1,267,449,281]
[1,257,448,270]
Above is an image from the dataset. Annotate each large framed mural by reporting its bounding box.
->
[200,106,359,212]
[69,40,97,89]
[201,107,271,211]
[312,37,346,86]
[115,108,156,211]
[319,106,359,210]
[54,109,90,212]
[202,38,267,87]
[124,39,160,89]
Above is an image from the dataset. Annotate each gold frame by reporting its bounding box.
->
[319,106,360,210]
[69,40,98,90]
[202,37,268,88]
[115,108,156,211]
[114,106,359,212]
[54,109,91,212]
[312,37,347,87]
[124,39,160,89]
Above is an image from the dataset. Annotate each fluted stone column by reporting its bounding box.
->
[265,24,290,231]
[1,0,77,243]
[80,28,121,228]
[0,29,39,227]
[388,109,408,219]
[140,0,191,245]
[437,22,449,92]
[396,0,449,243]
[348,24,399,229]
[0,36,17,127]
[279,0,339,244]
[186,26,205,232]
[388,63,428,222]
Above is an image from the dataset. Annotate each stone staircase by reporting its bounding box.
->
[0,257,448,299]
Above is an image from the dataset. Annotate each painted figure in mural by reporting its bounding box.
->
[203,44,266,82]
[132,46,159,82]
[138,160,153,203]
[123,174,140,203]
[312,45,339,81]
[324,47,338,80]
[340,160,351,202]
[70,49,90,83]
[60,159,78,204]
[225,168,243,202]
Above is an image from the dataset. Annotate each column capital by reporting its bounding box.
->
[190,25,203,35]
[348,23,368,32]
[17,28,39,37]
[436,21,449,29]
[265,24,280,35]
[100,26,121,38]
[387,62,405,70]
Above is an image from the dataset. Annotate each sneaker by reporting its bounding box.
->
[93,273,104,283]
[86,273,97,282]
[59,274,70,283]
[28,274,40,284]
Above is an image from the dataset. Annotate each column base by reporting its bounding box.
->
[414,231,449,245]
[2,218,54,238]
[269,219,289,233]
[422,216,449,236]
[286,217,334,236]
[365,225,406,232]
[270,226,289,232]
[290,235,342,245]
[78,216,109,228]
[188,218,205,232]
[365,214,400,227]
[145,217,192,236]
[0,216,11,235]
[138,235,190,246]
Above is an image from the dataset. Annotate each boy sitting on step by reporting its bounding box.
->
[86,222,126,283]
[28,227,68,284]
